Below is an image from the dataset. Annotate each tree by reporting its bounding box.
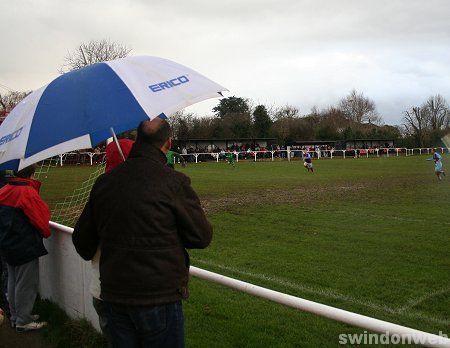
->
[169,110,193,140]
[59,39,132,73]
[314,107,349,138]
[252,105,272,138]
[271,105,300,143]
[190,116,217,139]
[211,96,253,138]
[403,107,427,147]
[315,124,338,140]
[338,90,381,124]
[212,96,250,118]
[274,105,299,120]
[421,94,449,130]
[0,90,31,113]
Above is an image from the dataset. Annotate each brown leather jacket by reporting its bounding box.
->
[73,141,212,305]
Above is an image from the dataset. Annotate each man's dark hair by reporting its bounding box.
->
[15,165,36,178]
[136,119,172,148]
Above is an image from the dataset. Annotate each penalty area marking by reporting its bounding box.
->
[398,287,450,314]
[192,258,450,327]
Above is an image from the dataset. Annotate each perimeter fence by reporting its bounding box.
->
[46,147,449,166]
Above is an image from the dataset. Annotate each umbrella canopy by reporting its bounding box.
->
[0,56,227,171]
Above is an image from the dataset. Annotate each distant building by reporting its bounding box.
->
[292,140,337,148]
[293,139,395,150]
[338,139,395,149]
[177,138,276,152]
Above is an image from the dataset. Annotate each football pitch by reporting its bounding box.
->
[39,156,449,347]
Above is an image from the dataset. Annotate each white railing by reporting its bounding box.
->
[179,147,448,163]
[40,221,450,347]
[56,152,106,166]
[46,147,449,166]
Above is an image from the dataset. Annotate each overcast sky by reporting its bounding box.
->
[1,0,449,125]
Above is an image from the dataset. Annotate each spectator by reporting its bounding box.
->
[89,139,135,342]
[0,170,14,321]
[73,118,212,348]
[105,138,135,173]
[167,148,186,169]
[0,254,8,323]
[0,170,13,188]
[0,165,50,332]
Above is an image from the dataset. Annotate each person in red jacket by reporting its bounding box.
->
[105,138,135,173]
[0,165,50,332]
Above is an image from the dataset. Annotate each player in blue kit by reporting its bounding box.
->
[427,149,445,181]
[303,151,314,173]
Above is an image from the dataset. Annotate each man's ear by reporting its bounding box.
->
[161,137,172,154]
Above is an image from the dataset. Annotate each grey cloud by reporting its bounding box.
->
[0,0,449,124]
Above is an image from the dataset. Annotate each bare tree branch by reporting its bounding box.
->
[0,90,31,112]
[59,39,132,73]
[403,107,427,147]
[421,94,449,130]
[274,105,299,120]
[338,89,382,125]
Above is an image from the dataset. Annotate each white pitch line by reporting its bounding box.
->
[398,287,450,313]
[192,258,450,326]
[192,259,395,312]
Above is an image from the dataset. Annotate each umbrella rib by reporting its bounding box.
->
[110,127,126,161]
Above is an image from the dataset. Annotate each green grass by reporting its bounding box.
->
[32,299,106,348]
[37,155,449,347]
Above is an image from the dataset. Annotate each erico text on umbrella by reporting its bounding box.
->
[0,127,23,146]
[149,75,190,92]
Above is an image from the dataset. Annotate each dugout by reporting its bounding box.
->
[177,138,276,152]
[291,140,337,148]
[338,139,395,150]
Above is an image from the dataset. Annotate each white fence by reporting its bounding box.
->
[49,147,449,166]
[181,147,447,163]
[39,221,101,330]
[39,221,450,347]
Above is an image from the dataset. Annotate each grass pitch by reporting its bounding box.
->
[39,156,449,347]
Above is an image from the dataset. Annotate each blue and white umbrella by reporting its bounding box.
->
[0,56,227,170]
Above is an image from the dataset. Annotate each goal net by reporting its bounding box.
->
[51,163,106,227]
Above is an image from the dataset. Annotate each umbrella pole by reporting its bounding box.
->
[109,127,126,161]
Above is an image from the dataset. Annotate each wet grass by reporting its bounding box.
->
[36,155,449,347]
[34,299,106,348]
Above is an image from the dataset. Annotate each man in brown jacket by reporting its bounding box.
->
[72,118,212,348]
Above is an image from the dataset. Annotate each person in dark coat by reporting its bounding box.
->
[0,169,13,321]
[0,165,50,332]
[72,118,212,348]
[90,137,135,343]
